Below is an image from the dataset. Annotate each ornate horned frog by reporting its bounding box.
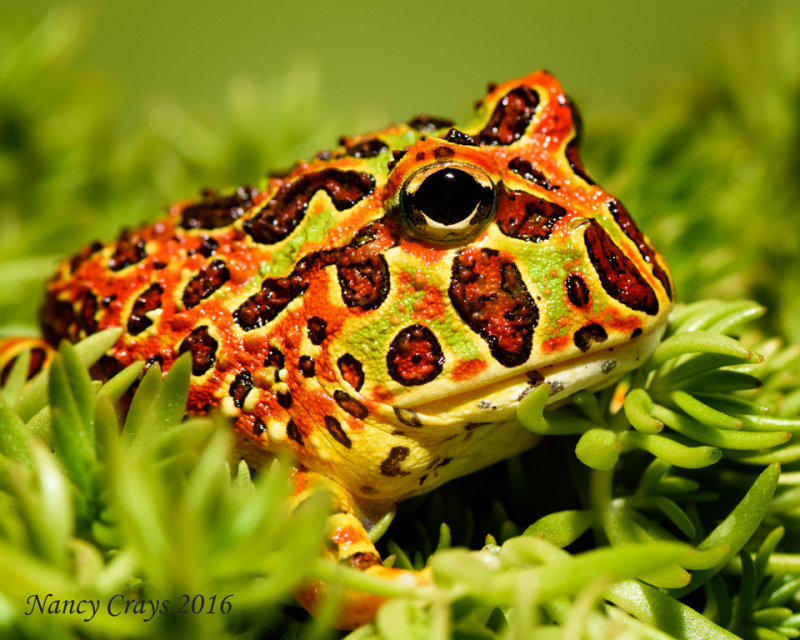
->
[3,70,673,627]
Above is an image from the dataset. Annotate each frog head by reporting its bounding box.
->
[284,71,673,428]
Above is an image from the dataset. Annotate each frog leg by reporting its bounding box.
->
[0,337,54,383]
[289,468,432,629]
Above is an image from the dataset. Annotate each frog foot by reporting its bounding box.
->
[289,468,432,629]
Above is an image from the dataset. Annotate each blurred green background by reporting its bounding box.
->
[3,0,800,337]
[6,0,771,131]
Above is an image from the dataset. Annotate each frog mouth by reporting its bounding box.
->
[406,325,666,424]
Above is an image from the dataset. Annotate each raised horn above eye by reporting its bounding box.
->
[400,162,495,243]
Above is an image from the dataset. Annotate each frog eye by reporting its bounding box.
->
[400,163,495,243]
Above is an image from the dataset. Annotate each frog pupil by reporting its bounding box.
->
[410,168,491,226]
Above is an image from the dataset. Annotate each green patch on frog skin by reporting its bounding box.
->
[356,129,423,179]
[394,265,482,361]
[258,207,336,278]
[342,268,481,369]
[431,311,482,360]
[516,242,584,339]
[381,129,423,154]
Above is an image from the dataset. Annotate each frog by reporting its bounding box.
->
[2,70,673,628]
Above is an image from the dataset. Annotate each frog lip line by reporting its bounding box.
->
[403,325,666,416]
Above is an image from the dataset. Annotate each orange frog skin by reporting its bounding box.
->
[4,71,673,628]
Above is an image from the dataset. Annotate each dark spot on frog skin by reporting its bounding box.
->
[180,185,258,230]
[334,390,369,419]
[234,277,295,331]
[74,290,98,337]
[386,324,445,386]
[380,446,411,476]
[109,230,147,271]
[307,317,327,345]
[252,418,266,436]
[229,371,254,408]
[433,145,456,159]
[68,240,103,274]
[475,86,540,145]
[566,274,591,308]
[348,552,381,569]
[574,323,608,352]
[527,370,545,385]
[393,407,422,428]
[337,254,390,310]
[298,355,315,378]
[407,114,454,132]
[387,149,406,171]
[601,360,618,374]
[584,220,659,316]
[443,128,477,146]
[631,328,643,339]
[244,169,375,245]
[324,416,352,449]
[337,353,365,391]
[344,137,388,159]
[495,189,568,243]
[449,248,537,367]
[182,259,230,309]
[265,346,285,371]
[566,139,595,184]
[562,98,596,185]
[277,391,292,409]
[286,419,304,446]
[41,287,98,345]
[40,297,76,344]
[508,157,558,191]
[607,199,673,301]
[178,325,218,375]
[0,347,48,386]
[95,355,122,380]
[477,400,496,410]
[359,485,378,495]
[128,283,164,335]
[187,235,219,258]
